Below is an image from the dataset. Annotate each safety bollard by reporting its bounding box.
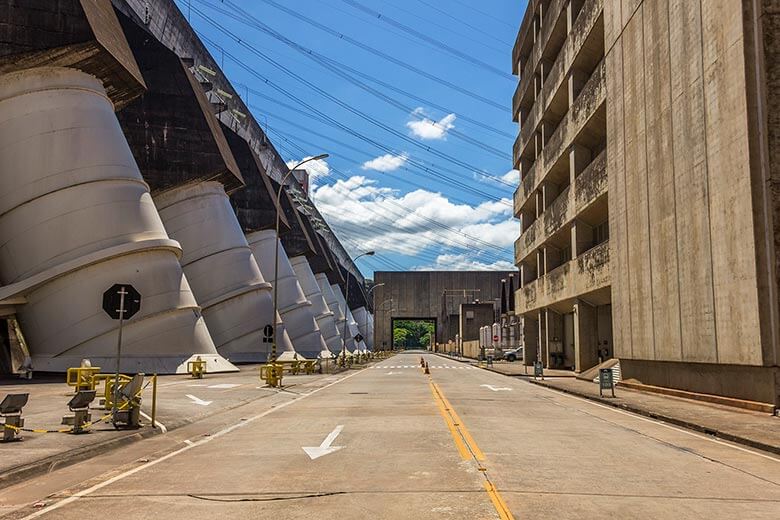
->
[186,356,206,379]
[420,357,425,367]
[260,363,283,388]
[424,362,430,375]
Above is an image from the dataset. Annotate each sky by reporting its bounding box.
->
[175,0,528,277]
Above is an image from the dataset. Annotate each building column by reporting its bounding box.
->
[543,309,563,368]
[571,220,594,257]
[569,143,592,185]
[567,0,586,33]
[573,299,599,373]
[568,68,589,107]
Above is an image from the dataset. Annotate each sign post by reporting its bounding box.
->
[102,284,141,426]
[599,368,615,397]
[533,361,544,380]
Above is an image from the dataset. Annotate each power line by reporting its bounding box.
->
[448,0,518,30]
[412,0,514,49]
[197,0,509,160]
[254,0,506,111]
[270,129,514,263]
[189,9,515,194]
[339,0,514,80]
[379,0,510,53]
[193,31,513,204]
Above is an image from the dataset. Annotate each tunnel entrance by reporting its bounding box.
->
[391,318,436,350]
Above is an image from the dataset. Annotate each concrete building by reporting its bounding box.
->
[513,0,611,373]
[513,0,780,407]
[373,271,515,351]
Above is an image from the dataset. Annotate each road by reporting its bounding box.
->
[1,352,778,519]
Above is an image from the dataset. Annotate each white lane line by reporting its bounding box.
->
[183,439,194,446]
[532,383,780,462]
[20,370,364,520]
[139,411,167,434]
[208,383,242,389]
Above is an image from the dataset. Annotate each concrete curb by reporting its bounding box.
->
[433,352,780,457]
[0,365,367,491]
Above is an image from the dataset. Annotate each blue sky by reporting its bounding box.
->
[176,0,528,277]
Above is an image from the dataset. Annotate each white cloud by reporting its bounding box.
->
[406,107,456,140]
[286,156,331,185]
[501,169,520,184]
[361,153,409,172]
[311,175,517,269]
[413,254,517,271]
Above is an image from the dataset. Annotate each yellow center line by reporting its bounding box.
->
[428,374,515,520]
[433,382,485,461]
[429,382,470,460]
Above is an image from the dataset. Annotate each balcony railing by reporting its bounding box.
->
[516,240,610,314]
[514,149,606,265]
[516,0,604,154]
[514,58,605,210]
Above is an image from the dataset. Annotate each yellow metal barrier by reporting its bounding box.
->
[65,366,101,393]
[260,363,284,387]
[187,357,207,379]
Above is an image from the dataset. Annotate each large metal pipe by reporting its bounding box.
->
[317,275,347,352]
[351,307,373,350]
[0,67,235,373]
[330,284,367,353]
[289,257,343,356]
[154,182,297,363]
[247,230,331,359]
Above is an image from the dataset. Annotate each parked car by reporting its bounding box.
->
[502,347,523,362]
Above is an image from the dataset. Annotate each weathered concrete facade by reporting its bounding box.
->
[373,271,514,351]
[513,0,611,373]
[604,0,779,405]
[514,0,780,406]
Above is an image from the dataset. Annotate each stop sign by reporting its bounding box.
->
[102,284,141,320]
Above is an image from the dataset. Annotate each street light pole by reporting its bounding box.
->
[271,154,329,365]
[341,251,375,367]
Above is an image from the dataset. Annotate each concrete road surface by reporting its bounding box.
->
[1,352,778,519]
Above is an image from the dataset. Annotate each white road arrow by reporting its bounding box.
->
[186,394,212,406]
[480,384,512,392]
[303,425,345,460]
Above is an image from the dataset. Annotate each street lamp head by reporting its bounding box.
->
[365,251,376,256]
[311,153,330,161]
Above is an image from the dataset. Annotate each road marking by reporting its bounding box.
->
[429,381,512,520]
[386,372,396,375]
[183,439,194,446]
[302,425,345,460]
[481,384,512,392]
[139,411,167,433]
[185,394,212,406]
[531,382,780,462]
[484,481,513,520]
[207,383,241,389]
[20,370,364,520]
[429,382,470,460]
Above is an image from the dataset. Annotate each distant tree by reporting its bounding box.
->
[393,320,435,349]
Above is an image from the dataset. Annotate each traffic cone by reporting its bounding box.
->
[424,362,430,375]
